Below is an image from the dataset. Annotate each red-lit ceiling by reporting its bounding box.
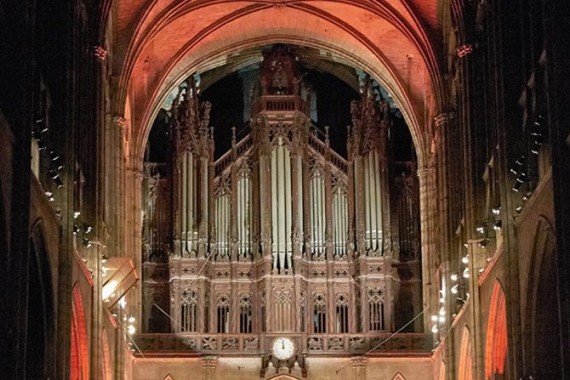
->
[110,0,444,161]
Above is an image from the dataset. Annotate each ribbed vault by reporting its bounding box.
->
[110,0,443,165]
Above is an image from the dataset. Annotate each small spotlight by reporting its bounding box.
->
[512,179,524,192]
[515,206,523,213]
[451,284,459,294]
[478,239,489,248]
[73,224,81,234]
[463,267,470,279]
[49,150,60,161]
[82,237,92,248]
[33,113,44,124]
[74,211,81,219]
[37,139,47,150]
[515,155,526,166]
[49,169,59,180]
[476,225,485,234]
[462,255,469,264]
[493,220,502,231]
[431,324,439,334]
[450,273,458,282]
[53,176,63,188]
[492,206,501,215]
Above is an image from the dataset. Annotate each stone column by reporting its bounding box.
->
[126,161,144,326]
[352,356,367,380]
[201,356,218,380]
[417,162,437,330]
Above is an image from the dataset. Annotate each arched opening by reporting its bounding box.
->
[484,281,508,379]
[27,223,54,379]
[527,221,560,378]
[458,326,473,380]
[115,0,442,341]
[392,372,406,380]
[70,285,90,380]
[140,43,423,335]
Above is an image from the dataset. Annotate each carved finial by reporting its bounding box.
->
[325,125,330,146]
[94,46,107,61]
[231,126,237,147]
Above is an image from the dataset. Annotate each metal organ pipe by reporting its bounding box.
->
[271,146,278,268]
[365,155,372,250]
[181,153,188,255]
[370,153,378,250]
[278,144,286,268]
[296,155,303,247]
[374,151,383,251]
[284,148,292,268]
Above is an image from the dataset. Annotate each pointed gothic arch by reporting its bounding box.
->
[162,374,175,380]
[458,326,473,380]
[70,285,89,380]
[524,216,559,378]
[392,372,406,380]
[484,280,507,379]
[266,374,302,380]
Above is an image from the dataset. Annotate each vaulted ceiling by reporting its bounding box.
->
[109,0,444,163]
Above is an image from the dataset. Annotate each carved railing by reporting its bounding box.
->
[308,133,348,173]
[131,333,432,356]
[252,95,309,116]
[214,134,253,176]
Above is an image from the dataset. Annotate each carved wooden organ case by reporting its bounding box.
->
[142,48,422,344]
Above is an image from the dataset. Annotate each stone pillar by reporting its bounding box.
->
[352,356,367,380]
[201,356,218,380]
[417,162,437,330]
[125,161,144,326]
[434,112,458,376]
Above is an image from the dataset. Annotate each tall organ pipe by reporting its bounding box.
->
[285,148,292,262]
[374,152,383,252]
[271,146,278,265]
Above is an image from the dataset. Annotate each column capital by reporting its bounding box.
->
[127,167,144,181]
[417,167,435,179]
[113,116,127,135]
[351,356,367,368]
[94,45,108,61]
[434,112,455,127]
[201,356,218,368]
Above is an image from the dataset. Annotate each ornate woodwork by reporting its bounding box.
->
[141,48,422,354]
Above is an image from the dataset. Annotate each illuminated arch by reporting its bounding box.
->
[525,216,559,378]
[484,280,507,379]
[70,285,90,380]
[438,361,446,380]
[111,0,444,165]
[458,326,473,380]
[392,372,406,380]
[266,374,302,380]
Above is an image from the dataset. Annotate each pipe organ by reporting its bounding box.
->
[142,47,422,344]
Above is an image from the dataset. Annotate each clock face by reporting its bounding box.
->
[272,337,296,360]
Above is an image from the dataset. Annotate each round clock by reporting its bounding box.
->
[271,337,296,360]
